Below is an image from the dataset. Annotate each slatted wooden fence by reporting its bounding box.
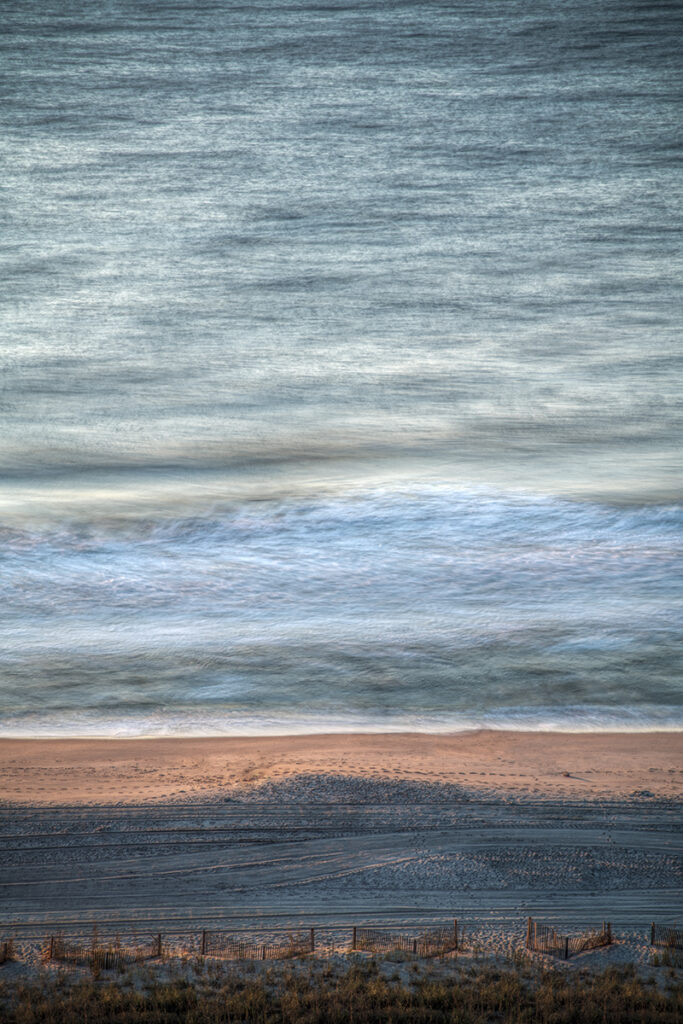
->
[650,923,683,950]
[351,922,458,957]
[525,918,611,959]
[201,929,314,960]
[47,933,162,970]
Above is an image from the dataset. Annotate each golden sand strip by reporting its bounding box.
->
[0,731,680,804]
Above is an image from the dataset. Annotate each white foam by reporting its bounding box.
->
[1,705,681,739]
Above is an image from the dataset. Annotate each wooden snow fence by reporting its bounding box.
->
[526,918,612,960]
[46,933,162,970]
[201,929,315,960]
[351,922,459,958]
[650,923,683,950]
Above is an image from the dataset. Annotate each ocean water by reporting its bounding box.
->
[1,0,681,736]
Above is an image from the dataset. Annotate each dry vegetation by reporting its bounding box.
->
[1,961,681,1024]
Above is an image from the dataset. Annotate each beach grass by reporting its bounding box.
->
[2,962,681,1023]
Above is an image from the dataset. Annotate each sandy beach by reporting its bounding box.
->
[0,730,681,980]
[2,730,681,805]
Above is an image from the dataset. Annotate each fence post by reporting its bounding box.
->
[261,945,266,961]
[606,922,612,945]
[526,917,532,950]
[310,929,315,953]
[157,933,162,957]
[201,930,206,956]
[49,936,54,960]
[412,938,417,954]
[564,937,569,960]
[650,922,655,946]
[352,927,356,950]
[454,919,458,951]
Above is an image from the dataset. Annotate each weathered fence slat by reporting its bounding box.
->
[525,917,612,959]
[351,921,458,958]
[47,933,162,970]
[202,930,313,960]
[0,940,14,965]
[650,923,683,950]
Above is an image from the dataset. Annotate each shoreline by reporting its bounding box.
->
[2,730,681,804]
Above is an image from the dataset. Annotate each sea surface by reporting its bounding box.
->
[1,0,681,736]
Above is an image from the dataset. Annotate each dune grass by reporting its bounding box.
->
[1,961,681,1023]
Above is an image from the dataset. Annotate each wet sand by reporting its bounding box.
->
[1,730,681,804]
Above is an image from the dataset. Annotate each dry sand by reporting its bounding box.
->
[0,731,681,979]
